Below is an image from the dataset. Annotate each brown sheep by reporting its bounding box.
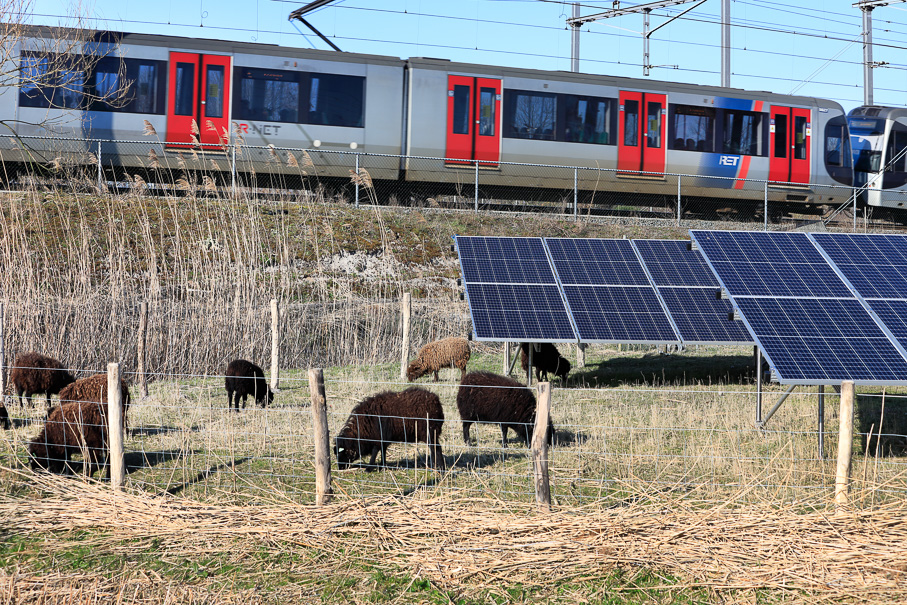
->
[224,359,274,410]
[456,371,554,447]
[406,337,470,382]
[9,352,76,411]
[335,387,445,470]
[28,400,109,477]
[58,373,131,430]
[520,343,571,383]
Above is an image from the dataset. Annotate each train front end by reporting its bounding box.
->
[848,106,907,210]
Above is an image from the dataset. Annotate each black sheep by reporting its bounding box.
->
[456,371,554,447]
[520,342,571,383]
[335,387,445,470]
[9,352,76,411]
[28,400,109,477]
[224,359,274,410]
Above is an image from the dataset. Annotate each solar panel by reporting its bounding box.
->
[632,239,719,287]
[465,283,577,341]
[691,231,851,298]
[546,238,680,343]
[690,230,907,385]
[867,299,907,350]
[546,238,649,286]
[812,233,907,299]
[454,236,578,342]
[634,239,751,344]
[563,285,678,342]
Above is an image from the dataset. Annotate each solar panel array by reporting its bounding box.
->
[691,230,907,386]
[455,236,753,346]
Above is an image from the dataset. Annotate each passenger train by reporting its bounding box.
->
[3,27,857,210]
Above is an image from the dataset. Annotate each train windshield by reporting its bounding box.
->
[849,118,886,173]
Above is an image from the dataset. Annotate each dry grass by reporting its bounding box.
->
[2,469,907,603]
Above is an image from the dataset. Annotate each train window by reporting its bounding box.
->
[174,62,195,116]
[647,101,662,148]
[235,67,301,123]
[886,130,907,173]
[825,122,845,167]
[452,85,470,135]
[773,114,787,158]
[794,115,807,160]
[18,52,85,109]
[849,117,885,172]
[89,57,166,114]
[671,105,714,152]
[479,87,496,136]
[205,65,225,118]
[562,95,612,145]
[504,90,556,140]
[723,109,764,156]
[623,99,639,146]
[308,73,364,127]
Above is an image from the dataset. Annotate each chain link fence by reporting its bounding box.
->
[1,135,899,230]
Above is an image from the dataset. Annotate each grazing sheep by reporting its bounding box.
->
[406,336,470,382]
[58,373,131,430]
[28,400,109,477]
[456,371,554,447]
[335,387,445,470]
[0,404,8,430]
[9,352,76,411]
[225,359,274,411]
[520,342,571,383]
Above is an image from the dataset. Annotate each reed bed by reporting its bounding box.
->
[2,469,906,603]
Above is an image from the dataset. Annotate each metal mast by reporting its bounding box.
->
[721,0,730,87]
[853,0,907,105]
[571,2,581,73]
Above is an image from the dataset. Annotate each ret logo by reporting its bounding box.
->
[718,155,740,167]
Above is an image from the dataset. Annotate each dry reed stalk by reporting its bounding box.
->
[2,470,907,601]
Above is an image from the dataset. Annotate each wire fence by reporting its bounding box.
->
[3,360,906,509]
[1,134,902,230]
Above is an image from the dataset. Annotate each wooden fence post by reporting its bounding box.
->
[107,363,125,490]
[137,302,148,398]
[576,343,586,368]
[835,380,855,513]
[503,341,511,376]
[532,381,552,511]
[270,298,280,390]
[399,293,411,381]
[309,368,332,505]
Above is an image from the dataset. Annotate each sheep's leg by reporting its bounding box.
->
[433,370,439,382]
[500,424,509,448]
[461,421,472,444]
[366,445,380,471]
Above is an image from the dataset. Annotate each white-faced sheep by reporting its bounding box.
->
[456,371,554,447]
[406,337,470,382]
[225,359,274,411]
[520,342,571,383]
[335,387,445,470]
[58,373,131,430]
[9,352,76,412]
[28,400,109,477]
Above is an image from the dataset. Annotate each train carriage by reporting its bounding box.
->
[0,26,855,211]
[848,106,907,210]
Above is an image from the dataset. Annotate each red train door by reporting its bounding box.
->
[769,106,811,184]
[166,52,232,148]
[617,90,667,175]
[445,75,501,167]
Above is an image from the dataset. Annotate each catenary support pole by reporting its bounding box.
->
[107,363,125,490]
[721,0,731,88]
[835,380,855,512]
[270,298,280,390]
[571,2,580,72]
[532,381,552,511]
[309,368,332,505]
[399,293,411,380]
[137,302,148,398]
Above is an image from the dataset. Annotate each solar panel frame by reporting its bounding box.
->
[690,230,907,386]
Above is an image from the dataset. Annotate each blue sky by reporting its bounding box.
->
[29,0,907,112]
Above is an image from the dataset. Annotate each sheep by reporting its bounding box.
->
[225,359,274,411]
[520,342,571,383]
[456,371,554,447]
[28,400,109,477]
[335,387,445,470]
[406,336,470,382]
[9,352,76,411]
[58,373,131,430]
